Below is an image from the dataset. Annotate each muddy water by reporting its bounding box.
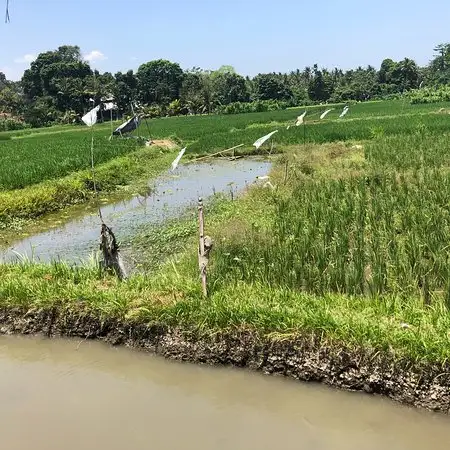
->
[1,336,449,450]
[0,159,270,264]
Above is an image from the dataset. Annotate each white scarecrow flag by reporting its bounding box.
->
[295,111,307,126]
[320,109,333,119]
[253,130,278,150]
[103,102,116,111]
[171,147,187,171]
[339,106,349,118]
[82,105,100,127]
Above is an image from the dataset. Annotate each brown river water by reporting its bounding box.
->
[1,336,450,450]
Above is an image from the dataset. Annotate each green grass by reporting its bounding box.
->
[0,131,143,190]
[366,131,450,170]
[187,113,450,154]
[1,258,450,365]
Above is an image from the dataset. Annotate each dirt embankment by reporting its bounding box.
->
[1,307,449,413]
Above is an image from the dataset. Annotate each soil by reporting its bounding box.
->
[0,307,449,413]
[148,139,178,150]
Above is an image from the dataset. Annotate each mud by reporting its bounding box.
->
[0,307,449,413]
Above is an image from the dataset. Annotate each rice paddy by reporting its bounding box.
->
[1,97,450,366]
[1,98,449,190]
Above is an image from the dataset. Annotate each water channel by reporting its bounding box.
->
[0,159,270,265]
[1,335,449,450]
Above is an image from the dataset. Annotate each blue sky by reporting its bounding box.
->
[1,0,449,80]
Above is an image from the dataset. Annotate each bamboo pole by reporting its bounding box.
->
[189,144,244,163]
[198,197,207,297]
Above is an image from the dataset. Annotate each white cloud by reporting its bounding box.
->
[83,50,107,62]
[14,54,36,64]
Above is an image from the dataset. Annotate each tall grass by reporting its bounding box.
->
[366,131,450,170]
[211,133,450,303]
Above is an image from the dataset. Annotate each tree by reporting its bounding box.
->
[0,72,25,116]
[391,58,419,91]
[429,43,450,85]
[377,59,402,94]
[215,65,236,74]
[0,86,24,114]
[432,43,450,71]
[21,45,92,115]
[252,73,293,101]
[211,71,249,105]
[113,70,137,114]
[308,66,333,101]
[83,70,116,106]
[378,59,397,84]
[137,59,184,105]
[23,96,60,127]
[331,66,380,102]
[180,68,214,114]
[0,72,7,90]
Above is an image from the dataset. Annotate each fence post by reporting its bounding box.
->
[198,197,208,297]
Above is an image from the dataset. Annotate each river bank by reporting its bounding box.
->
[0,306,449,413]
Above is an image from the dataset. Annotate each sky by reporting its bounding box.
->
[1,0,449,81]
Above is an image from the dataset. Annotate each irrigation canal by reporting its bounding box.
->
[1,335,450,450]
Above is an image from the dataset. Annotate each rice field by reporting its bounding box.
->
[1,98,449,191]
[0,132,141,190]
[211,131,450,304]
[2,98,450,366]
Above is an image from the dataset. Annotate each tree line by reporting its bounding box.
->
[1,43,449,129]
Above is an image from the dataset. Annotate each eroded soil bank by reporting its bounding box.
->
[0,307,449,413]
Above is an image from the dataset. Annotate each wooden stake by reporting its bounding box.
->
[283,158,289,184]
[303,122,306,148]
[198,197,207,297]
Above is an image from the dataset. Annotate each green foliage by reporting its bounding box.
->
[22,45,92,115]
[215,99,289,115]
[23,96,61,128]
[428,43,450,85]
[308,65,334,101]
[167,99,183,117]
[0,118,28,131]
[253,73,293,101]
[137,59,184,105]
[331,66,379,101]
[408,86,450,104]
[0,86,25,114]
[211,71,249,105]
[180,69,214,114]
[2,42,449,129]
[112,70,138,114]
